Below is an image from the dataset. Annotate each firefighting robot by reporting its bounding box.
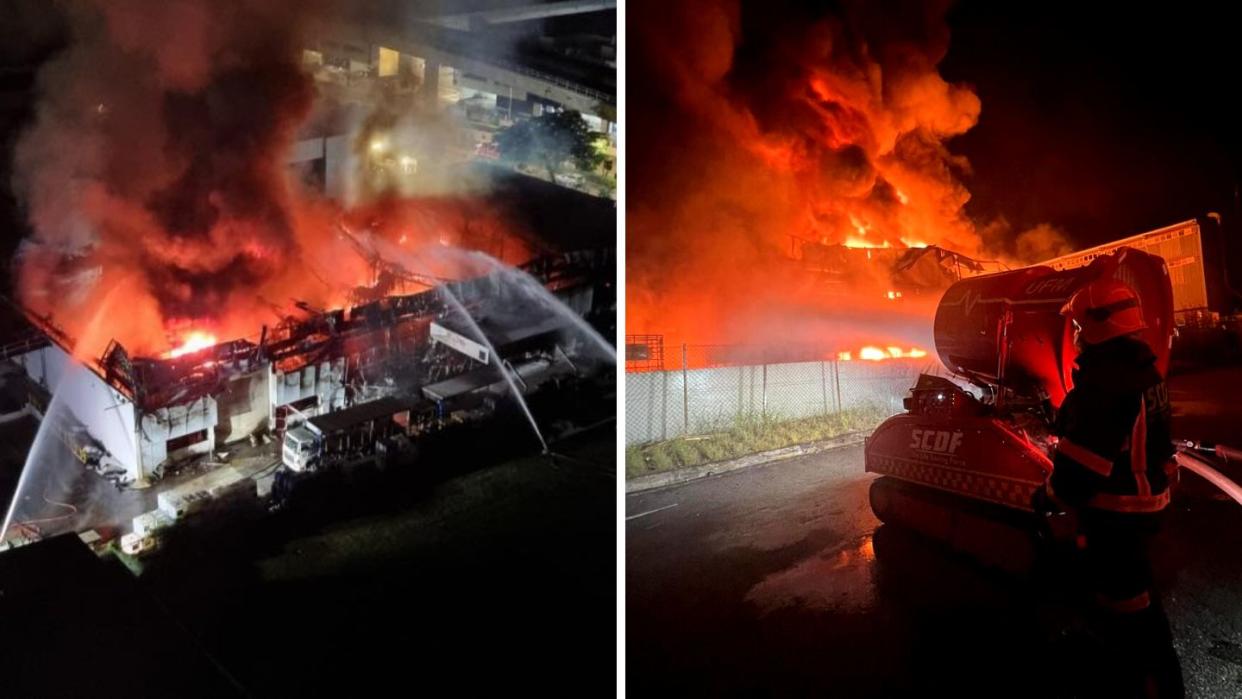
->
[867,245,1242,695]
[864,246,1175,569]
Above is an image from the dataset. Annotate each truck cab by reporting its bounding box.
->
[282,424,322,472]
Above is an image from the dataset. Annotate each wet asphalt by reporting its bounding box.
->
[627,366,1242,698]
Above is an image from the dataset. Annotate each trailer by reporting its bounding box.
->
[1040,217,1229,325]
[281,395,438,472]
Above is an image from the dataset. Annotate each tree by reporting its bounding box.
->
[496,110,605,182]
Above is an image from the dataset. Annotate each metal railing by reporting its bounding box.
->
[0,333,50,362]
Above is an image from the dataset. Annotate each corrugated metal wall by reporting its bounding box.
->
[1044,220,1209,314]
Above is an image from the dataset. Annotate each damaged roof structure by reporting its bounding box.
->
[4,248,613,488]
[799,242,1003,296]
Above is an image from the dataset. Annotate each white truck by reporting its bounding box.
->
[281,395,434,472]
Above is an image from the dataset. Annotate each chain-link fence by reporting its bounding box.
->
[626,344,929,445]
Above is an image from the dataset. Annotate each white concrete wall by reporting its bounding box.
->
[289,134,351,200]
[324,134,351,201]
[330,22,612,117]
[11,344,63,391]
[271,358,348,422]
[139,396,218,477]
[288,137,326,164]
[12,346,354,481]
[214,367,272,443]
[14,344,141,481]
[459,73,528,102]
[625,360,925,445]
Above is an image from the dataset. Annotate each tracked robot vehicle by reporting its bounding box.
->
[864,247,1175,570]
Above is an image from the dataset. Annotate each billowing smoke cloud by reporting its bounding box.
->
[12,0,529,359]
[340,89,489,203]
[12,1,321,355]
[627,0,1068,350]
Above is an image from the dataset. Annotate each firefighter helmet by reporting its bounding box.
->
[1062,277,1146,345]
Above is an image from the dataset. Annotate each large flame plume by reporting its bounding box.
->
[11,0,532,361]
[627,0,1070,356]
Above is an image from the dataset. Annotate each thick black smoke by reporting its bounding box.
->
[11,0,326,354]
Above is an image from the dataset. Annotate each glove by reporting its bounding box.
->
[1043,508,1080,545]
[1033,484,1080,546]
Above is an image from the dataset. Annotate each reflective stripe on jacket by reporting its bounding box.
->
[1048,336,1175,512]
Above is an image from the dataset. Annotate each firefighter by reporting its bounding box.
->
[1044,276,1183,697]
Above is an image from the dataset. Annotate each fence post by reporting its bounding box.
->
[762,363,768,418]
[661,369,668,441]
[682,343,689,435]
[820,360,829,415]
[738,365,744,420]
[833,359,843,412]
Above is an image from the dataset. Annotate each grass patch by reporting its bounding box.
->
[625,406,889,479]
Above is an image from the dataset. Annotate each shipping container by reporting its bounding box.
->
[1041,218,1224,324]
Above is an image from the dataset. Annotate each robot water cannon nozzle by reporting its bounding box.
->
[932,247,1175,410]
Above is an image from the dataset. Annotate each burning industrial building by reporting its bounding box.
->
[0,0,617,552]
[626,0,1071,359]
[11,0,534,361]
[2,243,613,545]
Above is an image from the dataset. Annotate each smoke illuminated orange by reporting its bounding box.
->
[626,0,1072,362]
[10,0,538,364]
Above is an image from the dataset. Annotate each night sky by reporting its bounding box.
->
[943,1,1242,248]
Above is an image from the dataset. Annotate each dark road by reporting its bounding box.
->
[627,367,1242,697]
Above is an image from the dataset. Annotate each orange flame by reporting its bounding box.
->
[848,346,929,361]
[167,331,217,359]
[842,237,892,249]
[624,2,1077,363]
